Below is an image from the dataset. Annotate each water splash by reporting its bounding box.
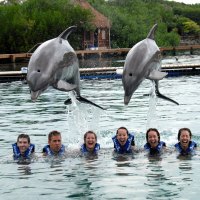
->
[66,91,103,146]
[146,81,158,130]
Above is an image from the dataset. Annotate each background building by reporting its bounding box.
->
[75,0,111,50]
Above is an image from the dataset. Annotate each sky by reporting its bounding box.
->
[0,0,199,4]
[169,0,200,4]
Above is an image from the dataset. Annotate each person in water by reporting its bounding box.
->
[80,131,100,154]
[174,128,197,156]
[144,128,166,155]
[43,130,65,156]
[12,133,35,160]
[112,127,135,154]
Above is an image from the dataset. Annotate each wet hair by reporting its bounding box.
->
[17,134,30,144]
[146,128,160,142]
[177,128,192,140]
[84,131,97,142]
[116,127,129,135]
[48,130,61,141]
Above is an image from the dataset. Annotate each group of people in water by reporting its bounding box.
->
[12,127,197,161]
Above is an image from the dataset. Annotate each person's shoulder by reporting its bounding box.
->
[160,141,166,146]
[42,144,49,152]
[112,135,117,140]
[144,143,150,148]
[191,141,197,147]
[129,132,135,137]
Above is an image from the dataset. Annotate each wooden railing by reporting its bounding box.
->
[0,45,200,62]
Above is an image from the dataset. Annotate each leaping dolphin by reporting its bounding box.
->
[122,24,179,105]
[27,26,104,110]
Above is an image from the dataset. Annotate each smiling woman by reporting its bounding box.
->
[144,128,167,155]
[174,128,198,156]
[80,130,100,154]
[112,127,135,154]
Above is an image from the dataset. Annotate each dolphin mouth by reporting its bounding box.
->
[30,91,42,102]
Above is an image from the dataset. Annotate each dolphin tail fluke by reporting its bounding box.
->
[155,81,179,105]
[64,96,105,110]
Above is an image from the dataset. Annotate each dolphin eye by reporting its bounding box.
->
[37,69,40,72]
[129,73,132,76]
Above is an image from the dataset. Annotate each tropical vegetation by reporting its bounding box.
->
[0,0,199,53]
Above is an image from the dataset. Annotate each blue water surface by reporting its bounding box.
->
[0,56,200,199]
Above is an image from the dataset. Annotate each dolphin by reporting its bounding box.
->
[27,26,104,109]
[122,24,179,105]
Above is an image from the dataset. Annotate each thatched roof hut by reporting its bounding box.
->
[74,0,111,49]
[75,0,111,28]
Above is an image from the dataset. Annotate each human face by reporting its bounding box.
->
[48,135,62,153]
[117,129,128,146]
[85,133,97,152]
[17,138,30,155]
[147,131,159,148]
[179,130,191,150]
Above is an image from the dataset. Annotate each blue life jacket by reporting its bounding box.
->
[42,144,65,156]
[12,143,35,160]
[174,141,197,155]
[80,143,100,154]
[144,141,166,154]
[112,133,134,154]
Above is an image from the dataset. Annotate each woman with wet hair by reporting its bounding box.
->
[144,128,166,155]
[80,131,100,154]
[175,128,197,156]
[112,127,135,154]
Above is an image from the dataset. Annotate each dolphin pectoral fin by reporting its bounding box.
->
[64,96,105,109]
[77,96,105,110]
[148,70,167,80]
[56,80,77,91]
[155,81,179,105]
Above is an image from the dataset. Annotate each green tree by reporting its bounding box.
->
[0,0,199,53]
[0,0,94,53]
[183,20,200,35]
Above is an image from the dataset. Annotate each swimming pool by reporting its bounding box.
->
[0,73,200,199]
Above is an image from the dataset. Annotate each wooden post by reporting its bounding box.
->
[172,47,176,56]
[10,55,15,63]
[190,47,193,55]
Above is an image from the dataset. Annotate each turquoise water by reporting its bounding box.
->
[0,72,200,199]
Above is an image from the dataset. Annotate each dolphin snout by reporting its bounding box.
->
[30,90,41,102]
[124,95,131,105]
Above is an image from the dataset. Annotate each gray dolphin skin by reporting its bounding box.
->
[122,24,179,105]
[27,26,104,110]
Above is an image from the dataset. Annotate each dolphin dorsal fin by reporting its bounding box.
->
[58,26,77,40]
[147,24,158,40]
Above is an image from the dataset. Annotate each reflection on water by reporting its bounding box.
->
[1,54,200,70]
[145,157,179,199]
[0,57,200,199]
[17,165,32,175]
